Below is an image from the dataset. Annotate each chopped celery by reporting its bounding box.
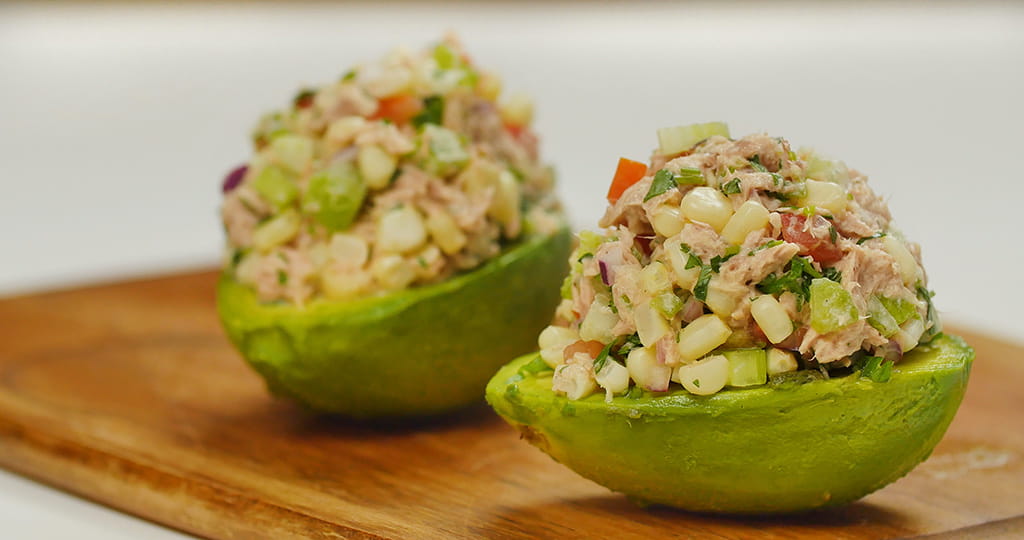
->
[867,296,900,337]
[656,122,730,156]
[723,348,767,387]
[433,42,460,70]
[652,292,684,319]
[302,161,366,231]
[422,125,469,176]
[809,278,859,334]
[878,295,918,325]
[270,134,314,174]
[252,165,298,210]
[576,230,606,259]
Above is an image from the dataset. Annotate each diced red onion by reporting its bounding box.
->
[880,339,904,364]
[598,260,611,286]
[635,235,655,257]
[221,164,247,193]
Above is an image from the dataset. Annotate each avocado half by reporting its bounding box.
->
[486,333,973,514]
[218,227,571,418]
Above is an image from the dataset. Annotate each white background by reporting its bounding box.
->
[1,2,1022,537]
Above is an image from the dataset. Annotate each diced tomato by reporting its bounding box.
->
[780,213,844,265]
[371,94,422,124]
[505,123,525,138]
[607,158,648,203]
[562,340,605,362]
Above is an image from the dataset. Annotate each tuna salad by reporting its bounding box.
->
[540,122,941,400]
[220,35,561,304]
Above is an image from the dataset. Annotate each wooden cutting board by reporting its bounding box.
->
[0,271,1021,539]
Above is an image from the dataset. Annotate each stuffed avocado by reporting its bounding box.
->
[217,36,570,417]
[486,123,973,513]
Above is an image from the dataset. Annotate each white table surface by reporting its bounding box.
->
[1,1,1022,537]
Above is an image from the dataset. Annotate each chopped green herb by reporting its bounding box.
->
[608,297,619,314]
[823,267,842,282]
[644,169,678,201]
[748,240,783,256]
[624,385,644,399]
[593,343,613,374]
[694,264,714,301]
[620,294,633,307]
[230,250,244,267]
[749,154,768,172]
[341,69,357,81]
[756,256,822,307]
[828,224,838,244]
[616,333,643,358]
[412,95,444,128]
[518,356,553,376]
[709,247,739,272]
[693,378,701,388]
[916,285,941,343]
[417,256,427,268]
[277,270,288,285]
[721,178,742,195]
[675,167,706,185]
[679,243,703,269]
[857,356,893,383]
[857,232,887,244]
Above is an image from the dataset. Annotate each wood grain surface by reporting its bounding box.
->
[0,271,1021,539]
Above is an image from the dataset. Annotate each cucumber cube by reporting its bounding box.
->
[809,278,859,334]
[723,348,767,388]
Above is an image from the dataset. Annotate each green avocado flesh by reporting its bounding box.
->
[218,227,571,418]
[486,334,973,514]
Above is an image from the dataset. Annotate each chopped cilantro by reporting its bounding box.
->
[645,169,678,201]
[916,285,941,343]
[593,343,613,374]
[645,168,707,201]
[412,95,444,128]
[417,256,428,268]
[749,154,768,172]
[616,333,643,358]
[756,256,822,306]
[721,178,742,195]
[675,167,705,185]
[857,232,887,244]
[693,264,714,301]
[828,224,838,244]
[518,356,553,377]
[230,250,244,267]
[748,240,783,256]
[823,267,842,282]
[277,270,288,284]
[857,356,893,383]
[679,243,703,269]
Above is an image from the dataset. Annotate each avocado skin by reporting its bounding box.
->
[486,334,973,514]
[218,227,571,418]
